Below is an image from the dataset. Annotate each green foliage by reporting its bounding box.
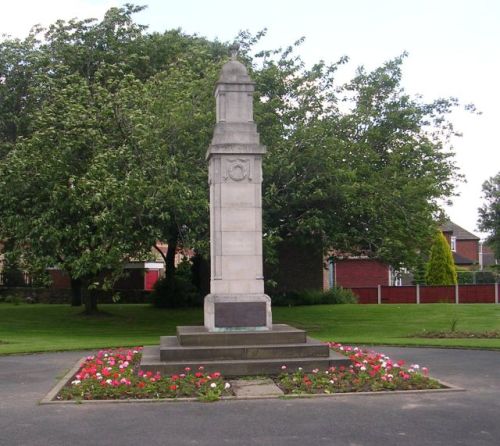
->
[0,6,225,311]
[271,287,357,306]
[478,172,500,259]
[0,8,469,303]
[411,254,427,285]
[425,232,458,285]
[457,271,497,284]
[150,262,202,308]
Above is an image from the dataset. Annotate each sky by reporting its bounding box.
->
[1,0,499,238]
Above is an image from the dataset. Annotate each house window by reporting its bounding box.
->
[328,259,335,289]
[450,236,457,252]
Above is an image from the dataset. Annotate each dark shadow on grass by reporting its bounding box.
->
[76,311,117,319]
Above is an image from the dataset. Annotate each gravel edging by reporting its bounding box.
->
[39,357,465,405]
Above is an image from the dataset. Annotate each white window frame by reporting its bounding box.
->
[450,236,457,252]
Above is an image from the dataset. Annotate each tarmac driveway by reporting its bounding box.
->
[0,346,499,446]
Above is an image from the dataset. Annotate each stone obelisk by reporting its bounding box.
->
[204,46,272,331]
[139,49,351,375]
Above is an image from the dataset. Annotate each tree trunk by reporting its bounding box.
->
[70,277,82,307]
[82,278,98,315]
[165,234,178,294]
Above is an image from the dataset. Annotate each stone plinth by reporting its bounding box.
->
[139,324,351,377]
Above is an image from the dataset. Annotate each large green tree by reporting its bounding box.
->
[478,172,500,260]
[0,7,466,309]
[246,38,462,279]
[0,5,224,312]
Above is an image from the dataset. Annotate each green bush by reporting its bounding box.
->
[457,271,497,284]
[271,287,357,306]
[151,262,202,308]
[457,272,474,284]
[425,232,458,285]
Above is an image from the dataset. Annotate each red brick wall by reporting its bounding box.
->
[457,240,478,262]
[335,259,389,288]
[49,270,71,289]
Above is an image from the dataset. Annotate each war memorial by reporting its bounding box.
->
[140,49,349,375]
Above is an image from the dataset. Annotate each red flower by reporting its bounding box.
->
[170,384,177,391]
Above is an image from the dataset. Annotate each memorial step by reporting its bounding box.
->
[160,335,329,361]
[176,324,306,347]
[140,346,351,377]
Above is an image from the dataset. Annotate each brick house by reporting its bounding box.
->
[275,220,483,292]
[441,221,479,267]
[275,240,393,292]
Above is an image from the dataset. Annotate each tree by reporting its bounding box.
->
[0,5,225,312]
[244,35,463,282]
[478,172,500,260]
[0,9,468,308]
[425,232,458,285]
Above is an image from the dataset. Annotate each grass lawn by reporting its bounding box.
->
[0,303,499,355]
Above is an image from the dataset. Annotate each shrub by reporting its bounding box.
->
[271,287,357,306]
[151,261,202,308]
[425,232,458,285]
[457,272,474,284]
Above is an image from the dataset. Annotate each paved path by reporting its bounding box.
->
[1,346,499,446]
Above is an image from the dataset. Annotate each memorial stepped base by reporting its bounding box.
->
[139,324,350,377]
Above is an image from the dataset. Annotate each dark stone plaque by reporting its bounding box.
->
[214,302,266,327]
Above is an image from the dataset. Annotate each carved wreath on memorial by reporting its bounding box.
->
[223,158,251,182]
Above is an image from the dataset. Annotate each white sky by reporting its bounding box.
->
[1,0,499,238]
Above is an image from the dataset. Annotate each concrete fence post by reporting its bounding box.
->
[416,284,420,304]
[495,283,499,304]
[455,284,459,304]
[377,285,382,305]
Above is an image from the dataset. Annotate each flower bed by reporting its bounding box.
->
[57,347,232,402]
[276,342,443,394]
[57,343,444,402]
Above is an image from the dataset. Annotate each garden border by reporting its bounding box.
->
[39,356,465,405]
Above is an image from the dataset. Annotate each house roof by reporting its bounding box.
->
[441,221,480,241]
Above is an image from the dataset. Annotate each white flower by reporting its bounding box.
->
[360,366,366,371]
[210,382,217,389]
[71,380,81,385]
[224,382,231,390]
[281,365,287,370]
